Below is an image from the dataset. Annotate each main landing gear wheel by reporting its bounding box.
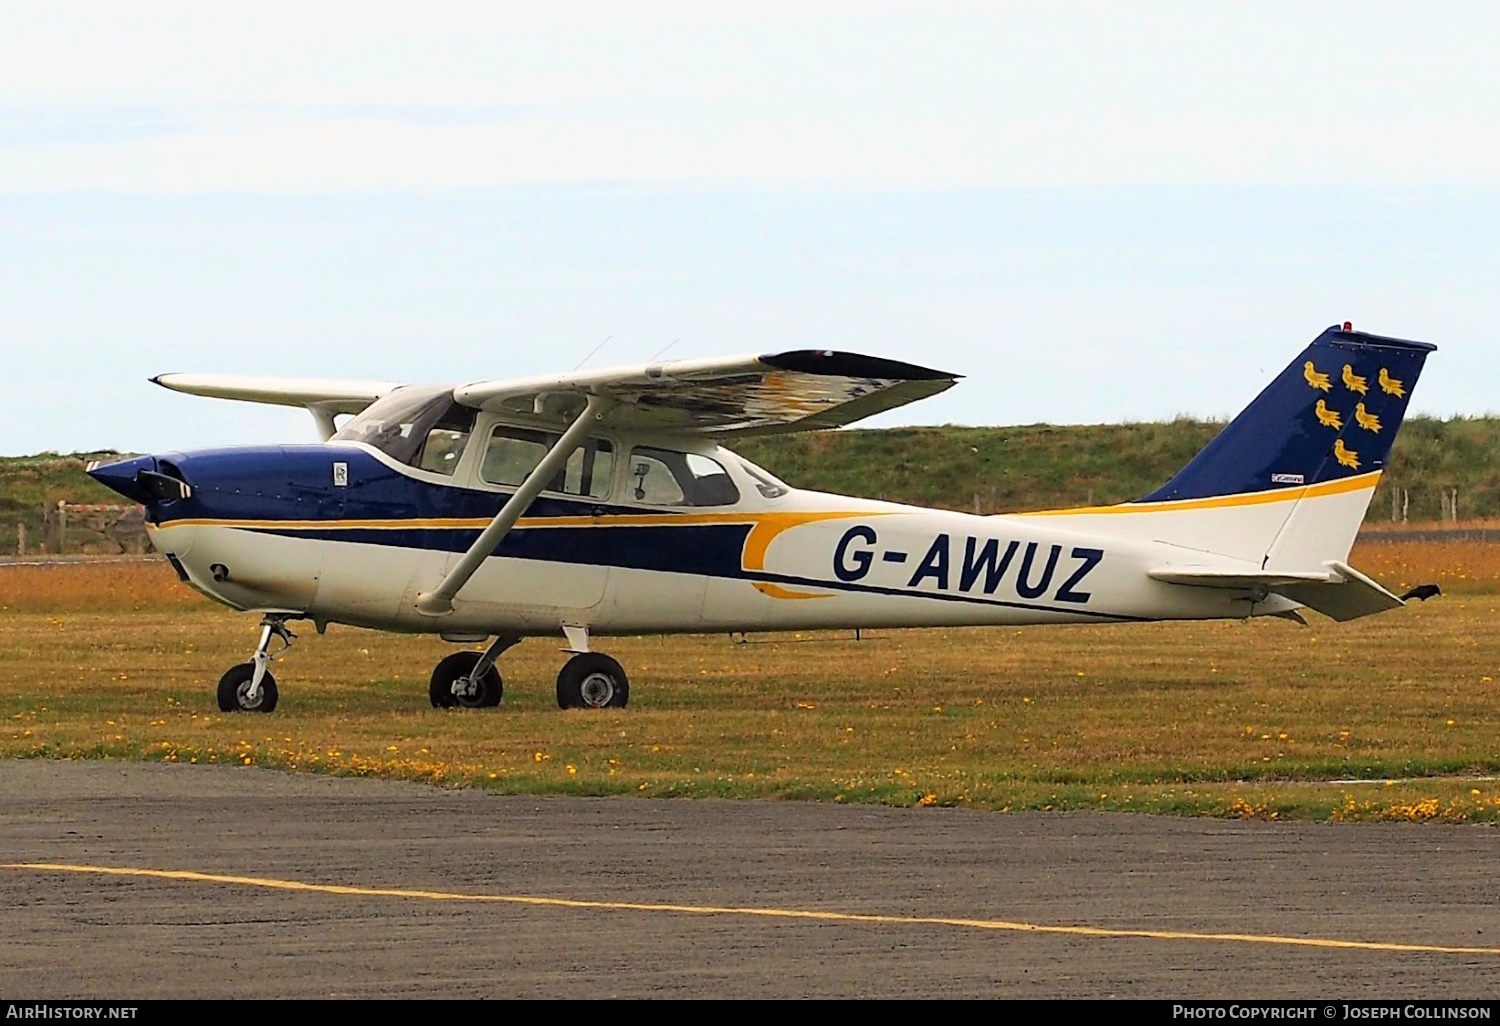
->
[429,651,503,709]
[556,653,629,710]
[218,663,279,713]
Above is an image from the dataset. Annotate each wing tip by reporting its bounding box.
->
[759,350,960,381]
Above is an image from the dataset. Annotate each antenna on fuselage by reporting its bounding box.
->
[573,335,612,371]
[649,338,680,361]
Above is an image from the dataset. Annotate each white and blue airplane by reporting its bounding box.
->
[88,324,1434,714]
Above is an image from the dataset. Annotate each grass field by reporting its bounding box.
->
[1,541,1497,823]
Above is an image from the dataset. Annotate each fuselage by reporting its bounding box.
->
[92,431,1292,638]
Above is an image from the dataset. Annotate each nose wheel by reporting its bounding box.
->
[556,653,629,709]
[218,615,295,713]
[218,663,278,713]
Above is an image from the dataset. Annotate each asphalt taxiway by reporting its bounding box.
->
[1,761,1496,999]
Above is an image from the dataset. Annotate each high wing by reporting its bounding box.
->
[152,373,402,414]
[151,350,959,438]
[455,350,959,435]
[152,373,404,439]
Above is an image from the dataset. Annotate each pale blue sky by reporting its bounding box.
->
[1,2,1497,454]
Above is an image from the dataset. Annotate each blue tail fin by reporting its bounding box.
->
[1143,325,1435,503]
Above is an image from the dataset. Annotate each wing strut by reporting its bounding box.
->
[415,393,614,616]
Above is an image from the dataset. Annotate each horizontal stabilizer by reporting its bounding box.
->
[1277,560,1406,622]
[1147,568,1337,589]
[1148,560,1404,622]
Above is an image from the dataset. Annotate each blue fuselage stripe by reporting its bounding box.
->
[248,522,753,578]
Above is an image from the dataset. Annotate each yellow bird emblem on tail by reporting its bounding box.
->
[1314,399,1343,430]
[1342,364,1368,394]
[1333,438,1360,469]
[1379,367,1406,398]
[1354,402,1382,433]
[1304,361,1332,392]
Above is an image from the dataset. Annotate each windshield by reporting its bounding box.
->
[331,385,475,470]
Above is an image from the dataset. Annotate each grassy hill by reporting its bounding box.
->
[2,415,1497,553]
[735,414,1500,522]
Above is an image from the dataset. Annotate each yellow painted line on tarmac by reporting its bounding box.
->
[7,861,1500,957]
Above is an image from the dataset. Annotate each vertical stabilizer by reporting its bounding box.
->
[1027,325,1435,570]
[1141,324,1434,569]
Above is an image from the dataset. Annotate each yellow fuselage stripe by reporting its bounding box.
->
[6,862,1496,957]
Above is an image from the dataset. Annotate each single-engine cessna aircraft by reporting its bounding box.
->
[89,324,1434,714]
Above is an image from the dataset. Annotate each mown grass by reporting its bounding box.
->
[2,543,1498,822]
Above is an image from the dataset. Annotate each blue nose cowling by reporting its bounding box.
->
[86,454,160,505]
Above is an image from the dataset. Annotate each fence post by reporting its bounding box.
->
[57,500,67,555]
[15,522,23,557]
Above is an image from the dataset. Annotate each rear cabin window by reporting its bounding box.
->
[628,447,740,507]
[480,426,614,499]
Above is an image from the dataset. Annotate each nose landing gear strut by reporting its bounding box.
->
[217,615,297,713]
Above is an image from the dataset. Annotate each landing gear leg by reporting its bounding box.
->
[429,635,518,709]
[217,615,296,713]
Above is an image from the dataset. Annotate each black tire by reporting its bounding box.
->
[556,653,629,710]
[217,663,279,713]
[429,652,502,710]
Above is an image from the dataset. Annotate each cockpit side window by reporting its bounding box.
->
[480,425,614,499]
[628,447,740,507]
[332,386,476,474]
[481,427,551,487]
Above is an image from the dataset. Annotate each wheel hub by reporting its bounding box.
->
[579,672,615,708]
[452,675,484,706]
[236,681,265,710]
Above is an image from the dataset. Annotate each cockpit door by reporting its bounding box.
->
[413,418,614,626]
